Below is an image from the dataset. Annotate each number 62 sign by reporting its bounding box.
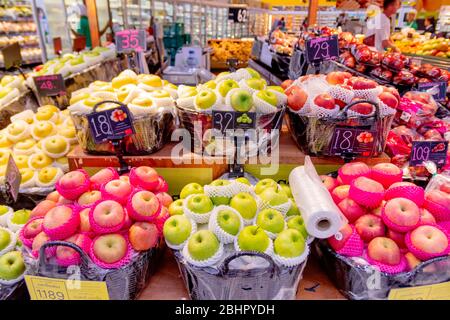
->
[115,29,146,53]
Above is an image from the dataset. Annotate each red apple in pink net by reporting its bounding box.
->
[425,190,450,208]
[314,93,336,110]
[79,208,92,233]
[78,190,102,206]
[419,208,436,225]
[405,251,421,270]
[338,198,365,223]
[56,233,91,265]
[156,176,169,193]
[355,214,385,242]
[32,232,51,256]
[326,72,347,85]
[327,223,353,251]
[23,218,44,239]
[349,177,385,209]
[378,92,399,109]
[332,185,350,204]
[409,225,449,255]
[371,163,402,189]
[156,192,173,208]
[43,205,77,231]
[129,166,159,191]
[103,179,132,203]
[90,168,118,189]
[129,222,159,251]
[371,200,386,217]
[338,162,371,185]
[31,200,56,218]
[46,190,60,202]
[367,237,401,265]
[352,78,377,90]
[128,190,160,221]
[382,198,420,232]
[92,233,128,264]
[91,200,125,230]
[59,170,88,189]
[320,175,339,192]
[387,229,406,249]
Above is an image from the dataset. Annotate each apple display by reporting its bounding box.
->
[331,185,350,204]
[371,163,402,189]
[103,179,133,205]
[230,192,258,220]
[129,166,159,191]
[217,79,239,97]
[78,190,102,207]
[90,168,118,189]
[187,230,220,261]
[30,200,56,218]
[230,89,253,112]
[327,224,353,252]
[128,190,160,221]
[349,177,385,208]
[408,225,449,257]
[237,225,270,252]
[338,162,371,185]
[91,200,125,232]
[338,198,366,223]
[208,179,232,205]
[195,90,217,110]
[258,188,289,207]
[186,194,214,214]
[287,87,308,111]
[43,205,79,240]
[313,93,336,110]
[384,182,424,207]
[274,229,306,258]
[168,199,184,216]
[254,179,278,194]
[287,216,308,239]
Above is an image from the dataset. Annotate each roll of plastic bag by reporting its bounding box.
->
[289,156,347,239]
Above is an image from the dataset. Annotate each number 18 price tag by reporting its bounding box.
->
[87,106,135,143]
[330,127,376,157]
[410,141,448,168]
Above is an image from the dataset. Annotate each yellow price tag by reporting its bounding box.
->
[388,281,450,300]
[25,275,110,300]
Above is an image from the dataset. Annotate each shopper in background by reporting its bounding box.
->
[405,10,418,30]
[278,17,286,31]
[364,0,401,52]
[336,13,348,29]
[68,3,92,49]
[424,16,436,34]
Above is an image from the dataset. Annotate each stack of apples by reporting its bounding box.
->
[0,105,77,190]
[0,74,27,107]
[321,162,450,274]
[283,72,400,118]
[20,166,172,269]
[175,68,286,114]
[0,205,28,284]
[163,177,309,268]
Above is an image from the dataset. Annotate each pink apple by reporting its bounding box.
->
[129,222,159,251]
[327,224,353,252]
[338,198,366,223]
[56,233,91,265]
[382,198,420,232]
[409,225,449,254]
[156,192,173,208]
[371,163,402,189]
[78,190,102,206]
[104,179,132,203]
[419,208,436,225]
[405,251,421,270]
[129,166,159,190]
[43,205,74,230]
[32,231,51,256]
[90,168,118,189]
[350,177,385,208]
[320,175,339,192]
[378,92,399,109]
[79,208,92,232]
[46,190,60,202]
[156,176,169,193]
[332,185,350,204]
[129,190,160,220]
[355,214,385,242]
[23,218,44,238]
[91,200,125,229]
[92,233,128,264]
[338,162,371,184]
[31,200,56,218]
[367,237,401,265]
[59,170,88,189]
[439,181,450,193]
[387,229,406,249]
[371,201,386,217]
[425,190,450,208]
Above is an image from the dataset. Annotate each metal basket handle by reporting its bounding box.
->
[38,241,92,274]
[91,100,127,113]
[220,251,279,277]
[340,99,381,120]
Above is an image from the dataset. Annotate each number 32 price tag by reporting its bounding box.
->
[410,141,448,168]
[306,35,339,64]
[87,106,135,143]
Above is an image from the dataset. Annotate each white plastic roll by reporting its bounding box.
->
[289,156,346,239]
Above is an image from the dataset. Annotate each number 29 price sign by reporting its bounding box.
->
[87,106,135,143]
[115,29,147,53]
[306,35,339,64]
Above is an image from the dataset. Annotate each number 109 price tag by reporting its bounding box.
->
[87,106,135,143]
[410,141,448,168]
[306,35,339,64]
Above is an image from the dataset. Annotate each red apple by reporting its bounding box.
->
[352,78,377,90]
[46,191,60,202]
[129,222,159,251]
[78,190,102,206]
[156,192,173,208]
[91,200,125,230]
[129,166,159,191]
[382,198,420,231]
[31,200,56,218]
[338,198,366,223]
[59,170,88,189]
[320,175,339,192]
[338,162,371,185]
[314,93,336,110]
[103,179,133,204]
[281,79,294,90]
[327,223,353,251]
[387,229,406,249]
[405,252,421,270]
[90,168,118,189]
[92,233,128,264]
[128,190,160,221]
[287,87,308,111]
[367,237,401,265]
[23,218,44,239]
[425,190,450,209]
[419,208,436,225]
[355,214,385,242]
[332,185,350,204]
[326,72,346,85]
[383,87,400,103]
[349,98,374,115]
[409,225,449,254]
[79,208,92,233]
[370,163,402,189]
[378,92,399,109]
[371,201,386,217]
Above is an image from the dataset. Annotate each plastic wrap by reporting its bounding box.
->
[0,91,39,130]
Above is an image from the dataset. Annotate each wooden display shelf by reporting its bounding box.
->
[68,129,390,196]
[138,248,345,300]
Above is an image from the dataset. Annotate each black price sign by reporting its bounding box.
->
[330,127,376,157]
[2,156,21,204]
[1,42,22,69]
[87,105,135,143]
[115,29,147,53]
[228,8,248,23]
[417,82,447,102]
[305,35,339,63]
[212,111,256,133]
[33,74,66,97]
[410,141,448,168]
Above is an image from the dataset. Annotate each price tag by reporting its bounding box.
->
[72,36,86,52]
[1,156,21,204]
[228,8,248,23]
[33,74,66,97]
[329,127,377,157]
[25,275,109,300]
[212,111,256,133]
[417,81,448,102]
[1,42,22,69]
[115,29,147,53]
[53,37,62,55]
[400,111,412,122]
[388,281,450,300]
[410,141,448,168]
[305,35,339,63]
[87,105,135,143]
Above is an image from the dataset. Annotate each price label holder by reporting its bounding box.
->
[212,111,256,133]
[1,156,21,205]
[409,141,448,168]
[417,81,448,102]
[228,7,248,23]
[330,127,377,158]
[388,281,450,300]
[305,35,339,64]
[72,36,86,52]
[1,42,22,69]
[53,37,62,56]
[116,29,147,53]
[33,74,66,97]
[25,275,109,300]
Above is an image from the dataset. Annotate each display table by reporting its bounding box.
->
[138,248,345,300]
[68,128,390,196]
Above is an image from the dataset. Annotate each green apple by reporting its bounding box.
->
[274,229,305,258]
[186,194,214,214]
[256,90,277,107]
[187,230,220,261]
[195,90,217,110]
[163,215,192,245]
[230,192,257,220]
[217,79,239,97]
[10,209,31,225]
[267,85,284,93]
[209,179,231,205]
[0,87,13,99]
[84,51,101,58]
[287,216,308,239]
[254,179,278,194]
[180,183,204,199]
[0,229,11,251]
[168,199,184,216]
[0,205,10,216]
[256,208,285,234]
[0,251,25,280]
[217,209,241,236]
[279,183,293,199]
[203,80,217,90]
[235,177,250,185]
[286,202,301,217]
[259,187,289,206]
[69,56,85,66]
[230,89,253,112]
[245,78,266,91]
[237,225,270,252]
[246,68,261,79]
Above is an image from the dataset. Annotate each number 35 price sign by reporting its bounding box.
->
[306,35,339,64]
[410,141,448,168]
[116,29,147,53]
